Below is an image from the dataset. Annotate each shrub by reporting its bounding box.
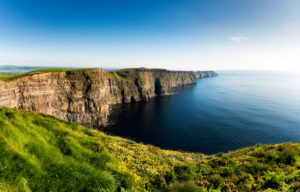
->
[261,145,299,165]
[209,158,226,168]
[246,158,270,174]
[283,150,298,165]
[113,170,136,190]
[254,149,267,158]
[169,182,201,192]
[285,170,300,183]
[263,171,284,190]
[286,183,300,192]
[174,165,196,181]
[233,166,245,175]
[265,150,280,163]
[164,170,176,184]
[196,163,211,176]
[210,175,223,189]
[200,187,221,192]
[220,167,234,177]
[151,174,168,188]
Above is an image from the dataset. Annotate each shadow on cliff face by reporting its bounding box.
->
[155,79,162,96]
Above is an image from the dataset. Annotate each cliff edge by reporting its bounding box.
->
[0,68,217,127]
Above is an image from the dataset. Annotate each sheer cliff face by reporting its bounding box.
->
[0,68,217,127]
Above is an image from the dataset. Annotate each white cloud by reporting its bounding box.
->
[230,36,248,42]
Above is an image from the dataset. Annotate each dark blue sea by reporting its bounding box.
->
[105,71,300,154]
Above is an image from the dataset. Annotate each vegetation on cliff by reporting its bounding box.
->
[0,67,198,83]
[0,68,94,82]
[0,107,299,192]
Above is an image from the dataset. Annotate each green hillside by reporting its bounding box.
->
[0,107,299,192]
[0,68,94,82]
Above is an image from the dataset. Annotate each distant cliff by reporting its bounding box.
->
[0,68,217,127]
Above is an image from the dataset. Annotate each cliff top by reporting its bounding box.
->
[113,67,168,72]
[0,67,215,82]
[0,68,97,82]
[0,67,150,82]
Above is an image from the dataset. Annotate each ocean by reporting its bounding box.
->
[104,71,300,154]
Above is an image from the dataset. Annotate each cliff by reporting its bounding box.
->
[0,68,217,127]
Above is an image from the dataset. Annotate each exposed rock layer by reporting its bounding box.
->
[0,68,217,127]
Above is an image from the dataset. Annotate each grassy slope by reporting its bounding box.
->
[0,68,168,82]
[0,68,94,82]
[0,107,299,192]
[0,68,143,82]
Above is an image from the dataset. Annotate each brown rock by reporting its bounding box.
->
[0,68,217,127]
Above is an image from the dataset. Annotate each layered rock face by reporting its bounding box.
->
[0,68,217,127]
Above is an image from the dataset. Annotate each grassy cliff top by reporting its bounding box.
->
[0,68,166,82]
[112,67,168,72]
[0,106,299,192]
[0,68,96,82]
[0,67,211,82]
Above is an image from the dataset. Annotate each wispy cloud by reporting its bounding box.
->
[230,36,248,42]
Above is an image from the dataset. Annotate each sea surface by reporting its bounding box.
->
[104,71,300,154]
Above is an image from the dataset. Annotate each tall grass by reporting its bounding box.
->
[0,106,299,191]
[0,107,136,191]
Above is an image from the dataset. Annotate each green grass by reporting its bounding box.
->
[0,67,141,83]
[0,106,299,192]
[0,107,138,191]
[112,68,141,73]
[106,68,146,83]
[106,71,128,82]
[0,68,95,82]
[110,68,165,78]
[0,73,24,82]
[107,68,142,81]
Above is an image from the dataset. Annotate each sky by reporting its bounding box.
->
[0,0,300,71]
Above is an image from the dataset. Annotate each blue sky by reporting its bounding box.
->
[0,0,300,70]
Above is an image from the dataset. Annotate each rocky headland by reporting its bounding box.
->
[0,68,217,127]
